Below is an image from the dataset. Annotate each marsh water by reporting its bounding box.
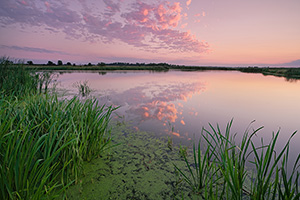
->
[56,70,300,150]
[55,70,300,198]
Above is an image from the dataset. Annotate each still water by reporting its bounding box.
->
[55,70,300,161]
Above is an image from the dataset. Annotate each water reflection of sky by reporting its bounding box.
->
[56,70,300,161]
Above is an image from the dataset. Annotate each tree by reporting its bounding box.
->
[47,61,55,66]
[87,63,92,66]
[97,62,106,66]
[57,60,63,66]
[27,61,33,65]
[66,62,71,66]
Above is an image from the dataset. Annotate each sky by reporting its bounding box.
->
[0,0,300,66]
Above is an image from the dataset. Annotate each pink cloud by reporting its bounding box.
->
[103,0,121,16]
[82,1,209,53]
[44,2,52,13]
[0,0,209,54]
[186,0,192,6]
[123,1,183,30]
[194,11,205,18]
[18,0,28,6]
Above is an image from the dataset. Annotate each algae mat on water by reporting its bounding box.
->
[65,123,200,199]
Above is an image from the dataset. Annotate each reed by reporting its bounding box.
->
[174,134,220,196]
[0,59,117,199]
[73,81,91,97]
[0,94,116,199]
[0,57,38,97]
[174,120,300,199]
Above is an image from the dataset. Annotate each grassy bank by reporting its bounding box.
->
[238,67,300,81]
[24,63,300,81]
[0,58,116,199]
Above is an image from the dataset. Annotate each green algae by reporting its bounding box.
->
[64,123,200,199]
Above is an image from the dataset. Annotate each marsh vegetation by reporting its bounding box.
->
[1,57,300,199]
[174,120,300,199]
[0,58,116,199]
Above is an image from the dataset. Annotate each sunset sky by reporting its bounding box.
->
[0,0,299,66]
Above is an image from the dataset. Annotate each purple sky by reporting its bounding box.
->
[0,0,299,66]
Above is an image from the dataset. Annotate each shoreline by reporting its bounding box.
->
[23,64,300,80]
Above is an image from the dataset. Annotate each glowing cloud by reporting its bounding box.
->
[0,0,209,54]
[186,0,192,6]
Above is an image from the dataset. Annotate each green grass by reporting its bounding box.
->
[174,136,221,197]
[73,81,92,97]
[0,57,58,97]
[0,59,117,199]
[0,94,116,199]
[0,57,39,97]
[175,120,300,199]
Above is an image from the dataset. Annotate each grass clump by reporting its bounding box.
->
[0,57,57,97]
[0,58,117,199]
[175,120,300,199]
[0,94,116,199]
[0,57,39,97]
[73,81,92,97]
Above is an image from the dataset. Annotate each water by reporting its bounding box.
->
[55,70,300,164]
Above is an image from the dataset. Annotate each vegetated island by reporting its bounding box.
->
[23,60,300,81]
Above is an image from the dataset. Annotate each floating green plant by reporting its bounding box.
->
[167,136,173,151]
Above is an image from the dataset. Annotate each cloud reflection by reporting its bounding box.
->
[107,82,204,126]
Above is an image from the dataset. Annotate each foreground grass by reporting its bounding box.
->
[175,120,300,199]
[0,58,116,199]
[0,95,116,199]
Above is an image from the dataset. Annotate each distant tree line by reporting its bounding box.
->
[26,60,76,66]
[25,60,188,68]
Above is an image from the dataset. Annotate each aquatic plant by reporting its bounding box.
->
[0,57,58,97]
[167,136,173,151]
[174,134,219,196]
[174,120,300,199]
[0,61,117,199]
[249,130,298,200]
[0,95,116,199]
[73,81,92,97]
[179,144,188,158]
[37,72,58,94]
[277,150,300,200]
[0,57,38,97]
